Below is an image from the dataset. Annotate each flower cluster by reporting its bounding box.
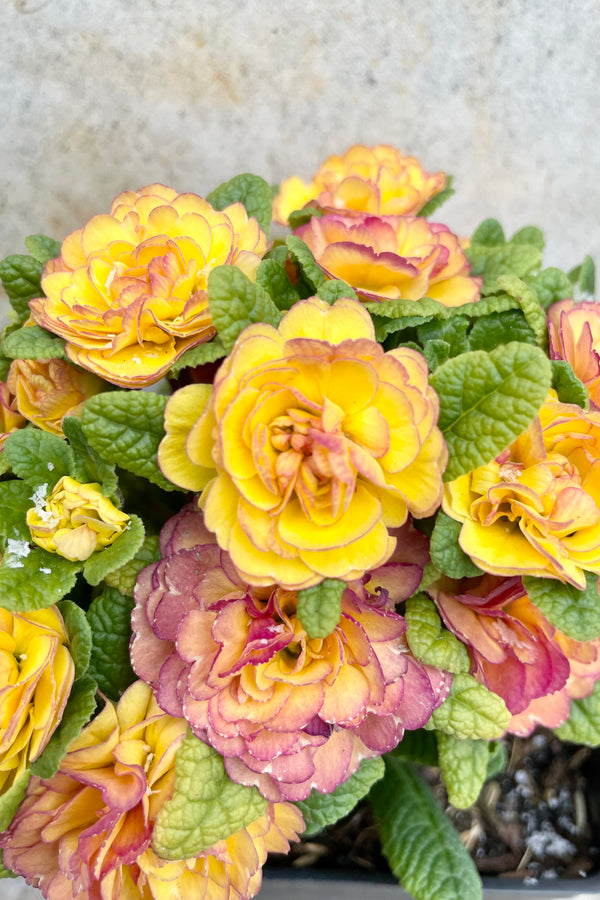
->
[1,144,600,900]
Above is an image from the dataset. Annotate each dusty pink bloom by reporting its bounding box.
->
[132,506,451,801]
[548,298,600,409]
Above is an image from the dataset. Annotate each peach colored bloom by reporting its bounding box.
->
[27,476,130,561]
[0,606,74,793]
[158,296,448,589]
[30,184,268,387]
[0,381,26,450]
[444,393,600,588]
[7,358,104,436]
[0,681,303,899]
[548,298,600,409]
[132,506,451,801]
[273,144,446,223]
[294,213,481,306]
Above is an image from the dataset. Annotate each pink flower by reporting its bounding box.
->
[131,506,451,801]
[548,299,600,409]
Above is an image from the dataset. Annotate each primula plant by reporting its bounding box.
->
[0,144,598,900]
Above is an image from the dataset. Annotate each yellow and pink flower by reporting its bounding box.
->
[0,680,303,900]
[0,381,26,450]
[273,144,446,223]
[0,605,75,793]
[294,213,481,306]
[131,506,451,801]
[548,298,600,409]
[158,295,448,589]
[443,392,600,588]
[30,184,268,387]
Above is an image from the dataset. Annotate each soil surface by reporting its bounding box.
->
[267,732,600,886]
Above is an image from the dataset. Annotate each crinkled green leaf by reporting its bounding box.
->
[470,219,505,247]
[551,360,589,408]
[62,416,118,496]
[24,234,61,265]
[431,342,551,482]
[0,480,36,541]
[168,337,227,378]
[421,339,450,371]
[430,512,482,579]
[496,274,547,347]
[0,549,80,612]
[392,728,439,767]
[371,756,482,900]
[207,265,282,352]
[316,279,358,305]
[468,243,544,296]
[511,225,544,250]
[296,757,385,836]
[437,733,489,809]
[405,594,470,674]
[417,176,455,218]
[526,267,573,309]
[103,534,160,597]
[87,587,136,700]
[554,680,600,746]
[288,205,323,229]
[430,673,510,740]
[30,675,97,779]
[153,731,268,859]
[0,253,44,320]
[80,391,177,492]
[1,323,67,360]
[0,771,31,832]
[297,578,345,639]
[256,257,301,311]
[3,428,73,486]
[468,309,537,352]
[417,316,470,358]
[58,599,92,678]
[206,173,272,235]
[0,354,10,381]
[286,235,327,291]
[569,255,596,295]
[523,573,600,641]
[82,514,145,586]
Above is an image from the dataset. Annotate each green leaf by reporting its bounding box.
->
[551,360,589,408]
[207,265,282,352]
[430,673,510,740]
[3,428,73,487]
[0,354,10,381]
[0,253,44,319]
[296,757,385,836]
[1,323,67,360]
[80,391,177,492]
[431,342,551,482]
[317,279,358,305]
[153,731,268,859]
[30,675,97,779]
[0,480,37,541]
[430,512,482,579]
[58,599,92,678]
[297,578,345,638]
[421,339,450,371]
[103,534,160,597]
[526,267,573,309]
[256,258,301,311]
[392,728,439,767]
[286,235,327,291]
[288,205,323,228]
[437,733,489,809]
[371,756,482,900]
[416,315,470,358]
[24,234,61,265]
[61,416,119,496]
[87,587,137,700]
[522,573,600,641]
[486,740,507,780]
[468,309,537,352]
[167,337,227,378]
[82,514,145,586]
[470,219,505,247]
[0,771,31,832]
[554,680,600,746]
[206,173,272,235]
[405,594,471,674]
[417,176,455,218]
[579,254,596,294]
[0,549,80,612]
[511,225,545,250]
[495,274,547,347]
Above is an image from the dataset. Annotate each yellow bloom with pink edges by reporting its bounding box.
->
[273,144,446,223]
[0,605,74,793]
[7,358,103,436]
[0,382,26,450]
[548,298,600,409]
[444,393,600,588]
[26,476,130,561]
[158,296,447,589]
[0,681,303,900]
[30,184,268,387]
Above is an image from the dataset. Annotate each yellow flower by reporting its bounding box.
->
[0,605,74,793]
[0,382,26,451]
[159,296,447,589]
[26,476,130,561]
[273,144,446,223]
[30,185,268,387]
[444,393,600,588]
[7,358,104,436]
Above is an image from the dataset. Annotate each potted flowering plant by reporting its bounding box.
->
[0,144,599,900]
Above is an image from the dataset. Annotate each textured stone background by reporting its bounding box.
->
[1,0,600,896]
